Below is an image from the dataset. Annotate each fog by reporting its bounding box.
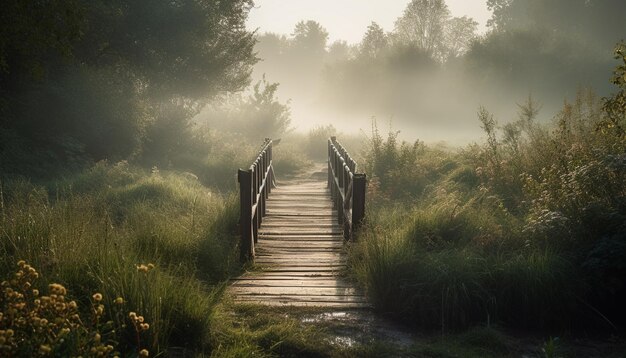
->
[242,0,626,144]
[2,0,625,177]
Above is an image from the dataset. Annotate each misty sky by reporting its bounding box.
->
[247,0,491,44]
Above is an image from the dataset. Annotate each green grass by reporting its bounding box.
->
[0,161,240,354]
[350,90,626,332]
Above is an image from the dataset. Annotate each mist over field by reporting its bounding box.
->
[231,0,626,143]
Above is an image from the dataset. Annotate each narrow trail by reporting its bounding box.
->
[227,163,368,308]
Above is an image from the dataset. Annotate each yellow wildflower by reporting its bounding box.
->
[92,293,103,302]
[39,344,51,354]
[139,349,149,357]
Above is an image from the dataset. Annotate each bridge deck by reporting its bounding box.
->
[227,164,368,308]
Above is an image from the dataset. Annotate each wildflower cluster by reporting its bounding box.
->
[0,261,150,357]
[136,263,155,274]
[129,312,150,332]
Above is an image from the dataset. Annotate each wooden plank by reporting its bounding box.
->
[230,300,370,308]
[240,273,345,279]
[255,268,346,273]
[232,294,366,303]
[229,286,360,296]
[265,211,336,216]
[260,225,340,230]
[231,279,353,287]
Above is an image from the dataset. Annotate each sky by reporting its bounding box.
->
[247,0,492,44]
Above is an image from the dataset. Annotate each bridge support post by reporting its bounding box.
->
[238,169,254,262]
[352,174,366,234]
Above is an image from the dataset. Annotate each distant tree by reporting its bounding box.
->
[393,0,477,62]
[360,22,388,59]
[256,33,289,59]
[291,20,329,57]
[327,40,353,63]
[469,0,626,106]
[486,0,626,50]
[444,16,478,60]
[486,0,513,31]
[393,0,450,61]
[244,76,292,138]
[201,76,291,140]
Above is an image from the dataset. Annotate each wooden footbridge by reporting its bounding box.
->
[227,137,368,308]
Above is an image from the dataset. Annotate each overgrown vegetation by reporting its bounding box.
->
[0,162,242,355]
[350,43,626,332]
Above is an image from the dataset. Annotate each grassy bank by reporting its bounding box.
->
[0,161,241,355]
[350,89,626,334]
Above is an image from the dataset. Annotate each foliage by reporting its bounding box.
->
[393,0,478,62]
[360,22,388,60]
[0,261,150,357]
[0,0,258,178]
[198,76,292,141]
[0,162,241,354]
[602,41,626,135]
[351,59,626,330]
[0,0,82,82]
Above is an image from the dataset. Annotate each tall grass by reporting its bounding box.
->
[351,87,626,332]
[0,161,240,354]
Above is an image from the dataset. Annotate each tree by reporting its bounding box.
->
[199,76,291,140]
[360,22,388,59]
[393,0,477,62]
[244,76,292,139]
[0,0,82,84]
[393,0,450,61]
[291,20,329,57]
[0,0,259,175]
[444,16,478,60]
[327,41,352,63]
[76,0,257,104]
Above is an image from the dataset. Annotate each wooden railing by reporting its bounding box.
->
[238,138,274,261]
[328,136,366,239]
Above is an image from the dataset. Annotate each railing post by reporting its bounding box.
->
[327,137,367,240]
[251,165,258,243]
[352,173,366,233]
[238,169,254,262]
[328,139,332,189]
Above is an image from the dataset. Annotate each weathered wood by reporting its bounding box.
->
[231,149,368,308]
[328,137,366,240]
[238,139,274,262]
[238,169,253,261]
